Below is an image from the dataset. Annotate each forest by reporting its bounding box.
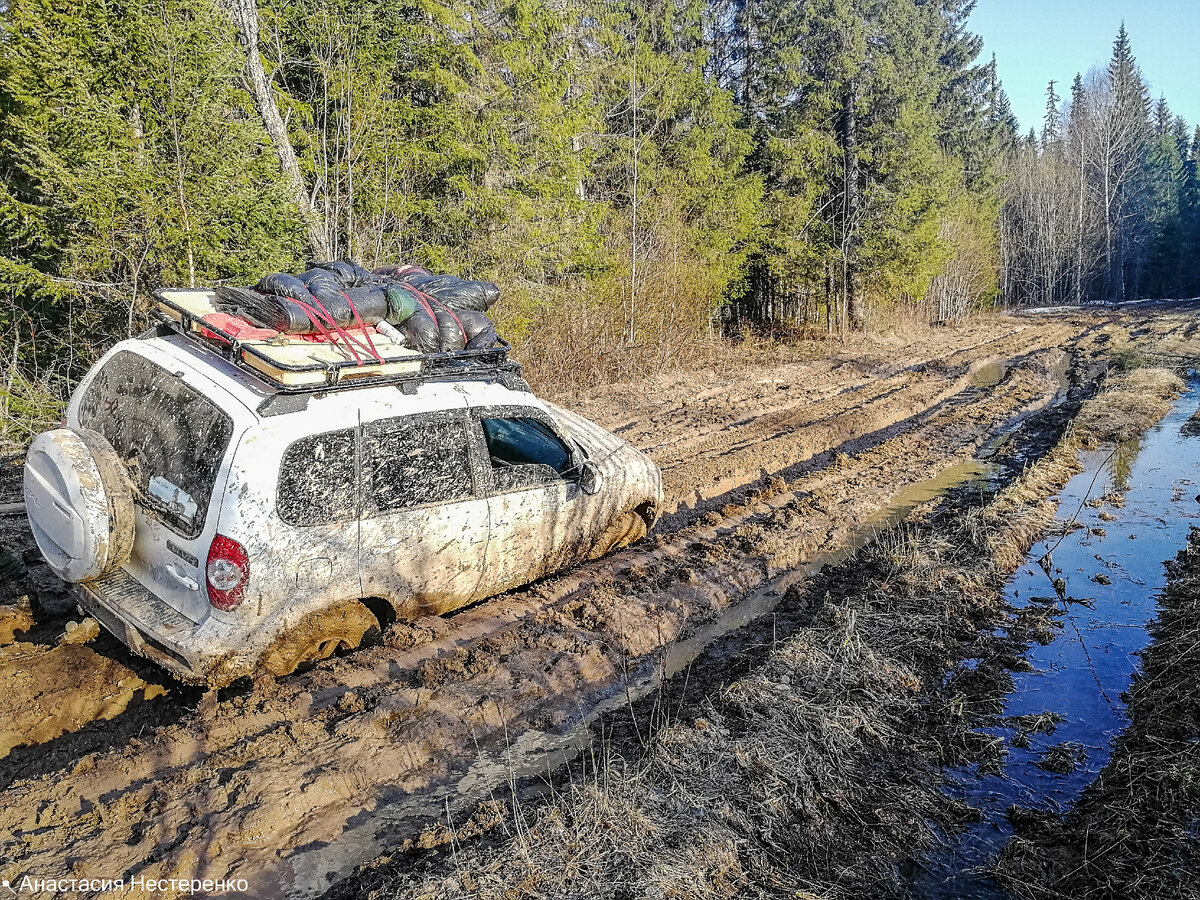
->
[0,0,1198,443]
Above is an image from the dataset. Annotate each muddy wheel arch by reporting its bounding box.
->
[588,508,649,560]
[259,600,380,678]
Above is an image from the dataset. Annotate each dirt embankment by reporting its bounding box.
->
[0,307,1194,898]
[995,527,1200,899]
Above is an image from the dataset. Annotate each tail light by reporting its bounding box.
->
[206,534,249,611]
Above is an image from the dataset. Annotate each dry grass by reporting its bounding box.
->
[1130,329,1200,367]
[500,286,1004,403]
[1072,367,1184,447]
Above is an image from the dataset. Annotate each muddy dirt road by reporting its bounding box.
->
[0,306,1196,898]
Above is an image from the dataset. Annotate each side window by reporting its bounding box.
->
[365,418,474,512]
[79,350,233,537]
[481,416,575,492]
[277,429,357,525]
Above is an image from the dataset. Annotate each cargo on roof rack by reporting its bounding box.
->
[151,289,519,396]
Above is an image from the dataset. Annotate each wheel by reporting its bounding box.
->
[588,511,648,560]
[260,601,379,678]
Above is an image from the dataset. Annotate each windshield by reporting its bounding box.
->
[79,350,233,536]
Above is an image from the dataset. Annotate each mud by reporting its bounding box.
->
[0,640,167,757]
[0,305,1197,897]
[0,594,33,643]
[323,332,1118,900]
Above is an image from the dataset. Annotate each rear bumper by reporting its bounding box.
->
[75,570,253,685]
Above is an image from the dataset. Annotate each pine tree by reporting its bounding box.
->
[1042,80,1062,149]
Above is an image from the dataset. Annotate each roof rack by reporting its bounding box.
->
[150,289,525,405]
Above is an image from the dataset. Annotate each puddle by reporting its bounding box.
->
[970,359,1010,389]
[911,375,1200,897]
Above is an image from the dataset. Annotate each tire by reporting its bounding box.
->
[24,427,135,583]
[259,601,379,678]
[588,511,648,561]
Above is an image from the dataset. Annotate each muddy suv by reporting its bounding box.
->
[23,329,661,686]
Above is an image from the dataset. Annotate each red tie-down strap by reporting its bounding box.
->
[284,293,386,366]
[282,294,363,364]
[337,290,384,363]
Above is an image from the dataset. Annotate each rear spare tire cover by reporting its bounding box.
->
[23,427,135,583]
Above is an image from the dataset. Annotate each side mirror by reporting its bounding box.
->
[579,460,604,496]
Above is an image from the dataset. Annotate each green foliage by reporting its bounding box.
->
[7,0,1191,440]
[0,0,306,383]
[719,0,1002,325]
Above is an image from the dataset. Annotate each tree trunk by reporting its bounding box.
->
[840,81,864,330]
[225,0,330,260]
[1075,135,1085,305]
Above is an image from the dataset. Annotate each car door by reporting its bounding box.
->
[357,409,491,617]
[473,407,585,597]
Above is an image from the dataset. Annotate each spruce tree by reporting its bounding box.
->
[1144,97,1186,295]
[1042,80,1062,149]
[0,0,303,378]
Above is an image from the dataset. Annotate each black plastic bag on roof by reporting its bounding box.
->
[297,272,387,325]
[300,270,345,303]
[340,286,388,323]
[465,320,497,350]
[216,284,319,334]
[403,274,500,312]
[373,264,430,280]
[455,308,494,344]
[315,260,373,287]
[434,307,467,352]
[400,310,440,353]
[256,272,314,301]
[299,268,337,288]
[466,325,497,350]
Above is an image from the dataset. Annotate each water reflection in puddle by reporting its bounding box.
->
[913,376,1200,898]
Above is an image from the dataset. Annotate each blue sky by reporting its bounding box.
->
[970,0,1200,134]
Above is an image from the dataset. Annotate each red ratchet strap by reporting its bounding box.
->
[285,294,365,365]
[338,290,384,364]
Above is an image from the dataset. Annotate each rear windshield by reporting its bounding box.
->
[79,350,234,536]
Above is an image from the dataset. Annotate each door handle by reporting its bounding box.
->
[164,563,199,592]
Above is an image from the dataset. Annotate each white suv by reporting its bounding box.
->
[23,322,661,686]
